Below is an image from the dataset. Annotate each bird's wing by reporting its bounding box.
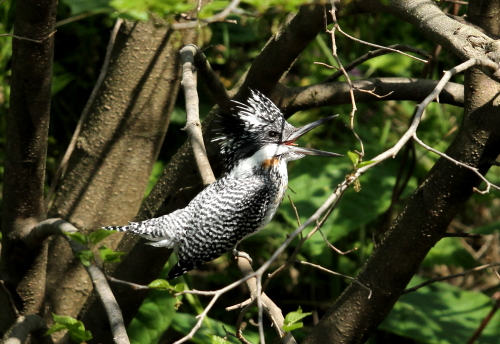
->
[168,176,272,279]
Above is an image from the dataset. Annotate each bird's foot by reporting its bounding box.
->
[232,248,253,265]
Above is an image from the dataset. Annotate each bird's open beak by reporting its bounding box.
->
[283,115,343,157]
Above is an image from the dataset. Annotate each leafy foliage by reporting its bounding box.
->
[46,314,92,343]
[381,277,500,344]
[283,306,312,332]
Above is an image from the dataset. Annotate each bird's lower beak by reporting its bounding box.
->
[283,115,343,157]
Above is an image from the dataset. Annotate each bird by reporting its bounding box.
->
[103,90,342,279]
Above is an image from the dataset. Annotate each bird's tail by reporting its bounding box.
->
[167,260,198,280]
[102,217,179,249]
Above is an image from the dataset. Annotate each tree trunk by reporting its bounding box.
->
[0,0,57,335]
[44,21,194,340]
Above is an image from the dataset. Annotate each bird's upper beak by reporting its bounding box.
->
[283,115,343,157]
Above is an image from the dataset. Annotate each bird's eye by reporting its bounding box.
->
[268,131,279,138]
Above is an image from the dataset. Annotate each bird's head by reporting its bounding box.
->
[214,90,342,175]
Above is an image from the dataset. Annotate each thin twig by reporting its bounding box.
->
[45,18,123,210]
[413,134,500,194]
[403,262,500,294]
[355,87,394,98]
[324,44,430,83]
[0,30,57,43]
[0,280,20,318]
[326,3,365,158]
[296,260,372,298]
[318,227,357,255]
[443,232,483,238]
[55,10,111,28]
[356,59,500,175]
[172,0,241,30]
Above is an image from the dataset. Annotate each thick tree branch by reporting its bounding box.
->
[279,78,464,116]
[3,315,53,344]
[385,0,500,80]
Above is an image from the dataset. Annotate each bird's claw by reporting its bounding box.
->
[232,248,253,265]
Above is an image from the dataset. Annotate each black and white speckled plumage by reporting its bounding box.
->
[104,90,341,279]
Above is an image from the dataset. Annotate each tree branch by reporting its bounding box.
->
[3,315,53,344]
[180,44,216,186]
[279,78,464,116]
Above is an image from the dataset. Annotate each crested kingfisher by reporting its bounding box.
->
[104,90,342,279]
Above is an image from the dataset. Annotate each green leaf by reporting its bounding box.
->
[173,283,185,293]
[357,160,376,168]
[75,250,94,266]
[98,245,126,263]
[284,306,312,326]
[347,150,359,166]
[128,290,177,344]
[45,323,67,336]
[65,232,88,246]
[148,279,172,289]
[282,322,303,332]
[89,229,117,245]
[47,314,93,343]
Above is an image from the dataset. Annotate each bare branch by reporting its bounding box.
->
[443,232,483,238]
[3,314,53,344]
[28,219,130,344]
[0,30,56,43]
[0,280,20,318]
[325,3,364,157]
[324,44,431,82]
[280,78,465,116]
[356,59,499,175]
[403,263,500,294]
[296,260,372,299]
[180,44,216,186]
[413,134,500,194]
[171,0,241,30]
[236,258,297,343]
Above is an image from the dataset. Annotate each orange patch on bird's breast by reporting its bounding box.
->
[262,158,279,169]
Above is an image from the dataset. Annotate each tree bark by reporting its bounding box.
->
[43,20,193,340]
[0,0,57,334]
[303,1,500,343]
